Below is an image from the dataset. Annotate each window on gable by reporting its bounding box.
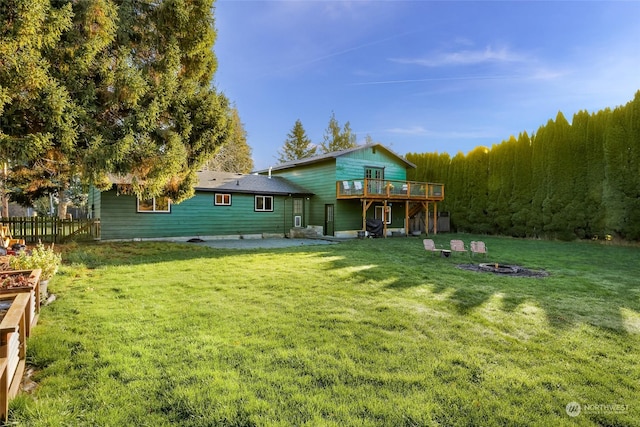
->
[137,196,171,213]
[255,195,273,212]
[214,193,231,206]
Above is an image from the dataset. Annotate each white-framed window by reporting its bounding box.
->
[137,196,171,213]
[255,195,273,212]
[365,166,385,194]
[375,205,391,224]
[214,193,231,206]
[293,198,303,227]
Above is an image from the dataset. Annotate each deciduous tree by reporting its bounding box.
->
[206,107,253,173]
[320,111,357,153]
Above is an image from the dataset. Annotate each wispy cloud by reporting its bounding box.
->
[385,126,429,136]
[385,126,496,139]
[391,45,528,67]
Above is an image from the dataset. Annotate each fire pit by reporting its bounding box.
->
[480,263,524,274]
[457,263,548,277]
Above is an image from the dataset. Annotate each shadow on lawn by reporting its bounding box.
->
[59,241,233,268]
[320,236,640,335]
[59,237,640,334]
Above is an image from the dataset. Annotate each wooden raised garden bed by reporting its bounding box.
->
[0,269,41,337]
[0,293,30,422]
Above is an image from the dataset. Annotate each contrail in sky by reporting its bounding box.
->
[276,30,420,74]
[351,75,521,86]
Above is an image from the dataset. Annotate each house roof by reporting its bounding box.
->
[195,171,313,196]
[254,143,416,173]
[107,171,314,196]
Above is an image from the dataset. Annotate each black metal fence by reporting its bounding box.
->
[1,216,100,243]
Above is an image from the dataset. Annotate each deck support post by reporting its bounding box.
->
[362,200,374,232]
[405,201,409,237]
[433,202,438,235]
[382,200,388,238]
[424,201,429,235]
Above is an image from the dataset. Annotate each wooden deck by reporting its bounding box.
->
[336,179,445,236]
[336,179,444,202]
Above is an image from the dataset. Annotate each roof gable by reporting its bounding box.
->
[255,143,416,173]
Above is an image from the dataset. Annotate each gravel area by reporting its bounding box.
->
[187,238,340,250]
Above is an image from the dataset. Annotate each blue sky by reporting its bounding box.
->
[213,1,640,170]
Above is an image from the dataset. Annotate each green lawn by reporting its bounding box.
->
[10,235,640,426]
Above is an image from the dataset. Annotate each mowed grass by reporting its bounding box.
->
[9,235,640,426]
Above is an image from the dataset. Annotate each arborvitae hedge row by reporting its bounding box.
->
[407,90,640,241]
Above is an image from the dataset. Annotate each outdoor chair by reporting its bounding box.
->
[450,239,468,255]
[470,241,488,258]
[342,181,351,195]
[423,239,442,256]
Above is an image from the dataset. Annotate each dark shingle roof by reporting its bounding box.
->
[254,143,416,173]
[195,171,313,196]
[106,171,313,196]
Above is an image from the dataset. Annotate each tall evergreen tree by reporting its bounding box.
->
[529,123,550,237]
[320,111,357,153]
[82,0,230,203]
[2,0,231,217]
[543,111,574,239]
[465,146,491,233]
[509,132,533,237]
[567,110,593,239]
[0,0,76,216]
[604,92,640,239]
[583,109,608,237]
[447,152,467,231]
[488,139,514,234]
[277,119,316,163]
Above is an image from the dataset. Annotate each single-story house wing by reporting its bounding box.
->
[90,171,314,241]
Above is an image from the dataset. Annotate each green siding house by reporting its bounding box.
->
[92,143,444,241]
[257,143,445,238]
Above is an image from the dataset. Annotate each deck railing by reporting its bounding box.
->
[336,179,444,201]
[1,217,100,244]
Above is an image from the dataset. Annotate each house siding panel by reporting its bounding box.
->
[88,186,101,219]
[100,190,291,240]
[336,146,408,181]
[270,161,336,230]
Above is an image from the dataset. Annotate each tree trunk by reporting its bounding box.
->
[1,191,8,218]
[57,184,70,220]
[1,163,8,217]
